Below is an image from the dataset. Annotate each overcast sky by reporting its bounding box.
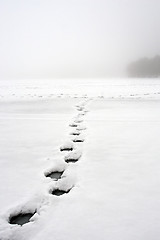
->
[0,0,160,79]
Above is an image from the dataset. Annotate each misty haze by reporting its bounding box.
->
[0,1,160,240]
[0,0,160,79]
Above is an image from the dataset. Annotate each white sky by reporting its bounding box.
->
[0,0,160,79]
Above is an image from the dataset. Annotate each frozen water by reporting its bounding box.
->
[1,78,160,240]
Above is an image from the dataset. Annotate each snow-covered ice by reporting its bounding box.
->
[1,78,160,240]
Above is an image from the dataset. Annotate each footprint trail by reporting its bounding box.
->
[4,96,91,231]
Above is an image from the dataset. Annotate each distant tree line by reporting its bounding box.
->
[127,55,160,78]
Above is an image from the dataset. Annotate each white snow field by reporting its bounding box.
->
[0,78,160,240]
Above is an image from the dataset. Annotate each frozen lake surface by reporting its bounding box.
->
[1,78,160,99]
[0,78,160,240]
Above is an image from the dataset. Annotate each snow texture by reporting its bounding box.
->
[1,78,160,240]
[60,140,74,151]
[64,149,82,162]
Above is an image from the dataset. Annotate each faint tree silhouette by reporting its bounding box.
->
[127,55,160,77]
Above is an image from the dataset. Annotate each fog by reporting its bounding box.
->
[0,0,160,79]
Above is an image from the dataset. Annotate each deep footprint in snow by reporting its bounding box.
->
[77,112,85,116]
[73,139,84,143]
[65,159,79,163]
[51,188,71,196]
[70,131,80,136]
[69,123,78,127]
[45,171,64,181]
[60,141,74,151]
[72,135,84,143]
[65,150,82,163]
[77,107,84,111]
[9,212,35,226]
[60,147,73,151]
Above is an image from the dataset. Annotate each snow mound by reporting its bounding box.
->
[44,160,67,177]
[76,125,87,131]
[74,117,83,123]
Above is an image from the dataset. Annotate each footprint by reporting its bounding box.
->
[77,107,84,111]
[73,115,84,123]
[72,135,84,143]
[60,141,74,151]
[69,123,78,127]
[70,131,80,136]
[65,150,82,163]
[9,212,36,226]
[76,125,87,131]
[51,188,71,196]
[45,171,64,181]
[83,109,89,113]
[73,139,84,143]
[74,119,83,123]
[77,112,85,117]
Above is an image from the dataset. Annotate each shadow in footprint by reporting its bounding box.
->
[69,123,78,127]
[45,171,64,181]
[64,150,82,163]
[78,112,85,116]
[9,212,35,226]
[77,108,83,111]
[60,141,74,151]
[70,131,80,136]
[65,159,78,163]
[51,188,71,196]
[60,147,73,151]
[73,139,84,143]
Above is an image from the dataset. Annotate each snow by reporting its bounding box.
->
[64,149,82,162]
[69,130,81,136]
[72,134,85,142]
[59,140,74,151]
[0,78,160,240]
[76,124,87,131]
[73,117,83,123]
[69,122,78,127]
